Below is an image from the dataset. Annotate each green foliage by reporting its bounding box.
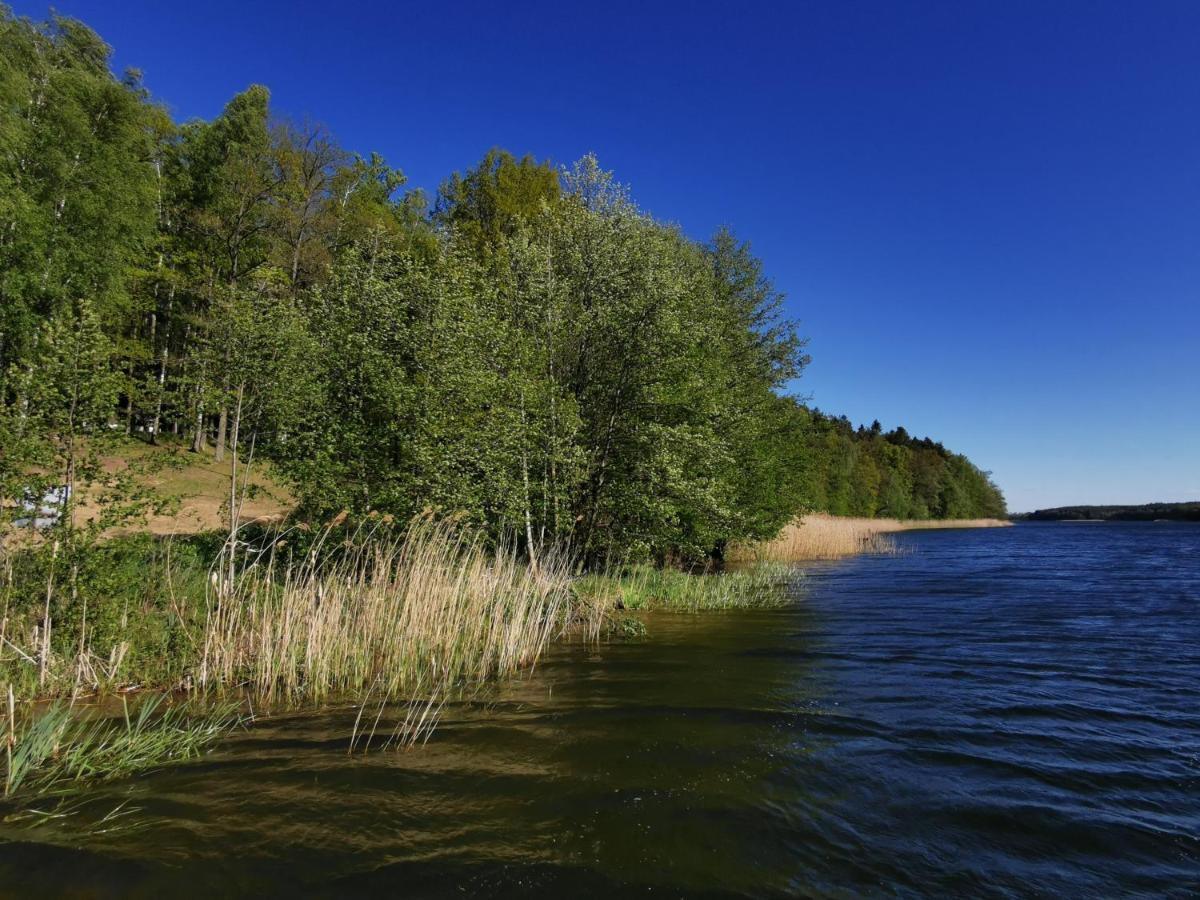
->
[435,147,560,251]
[1019,502,1200,522]
[576,563,793,613]
[0,10,157,374]
[271,152,813,563]
[2,6,1004,590]
[796,410,1007,520]
[0,535,212,697]
[3,694,240,798]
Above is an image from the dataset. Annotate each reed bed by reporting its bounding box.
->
[576,563,794,614]
[199,517,575,703]
[1,514,808,796]
[727,513,1010,563]
[3,692,239,798]
[1,518,577,797]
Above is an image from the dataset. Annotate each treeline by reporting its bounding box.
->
[0,10,1004,565]
[1019,503,1200,522]
[799,413,1007,520]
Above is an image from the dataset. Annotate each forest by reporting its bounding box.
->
[1018,503,1200,522]
[0,7,1006,570]
[799,412,1006,521]
[0,9,1012,799]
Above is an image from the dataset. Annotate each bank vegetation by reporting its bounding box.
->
[0,9,1006,796]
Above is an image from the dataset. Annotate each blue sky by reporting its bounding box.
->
[15,0,1199,511]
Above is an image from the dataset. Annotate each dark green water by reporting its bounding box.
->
[1,523,1198,897]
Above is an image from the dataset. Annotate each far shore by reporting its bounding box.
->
[728,513,1011,563]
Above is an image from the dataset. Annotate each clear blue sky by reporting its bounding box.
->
[15,0,1199,511]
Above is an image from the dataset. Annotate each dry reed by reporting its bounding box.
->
[199,517,575,704]
[727,513,1011,563]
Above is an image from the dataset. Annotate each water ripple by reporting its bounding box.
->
[1,521,1198,897]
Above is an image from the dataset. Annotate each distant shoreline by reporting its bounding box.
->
[728,513,1011,563]
[1015,502,1200,523]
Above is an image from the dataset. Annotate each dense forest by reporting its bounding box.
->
[799,413,1007,520]
[0,9,1005,566]
[1018,503,1200,522]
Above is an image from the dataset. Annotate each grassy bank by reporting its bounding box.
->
[727,513,1011,563]
[61,439,293,537]
[2,519,792,797]
[2,511,991,796]
[1,522,577,697]
[0,519,574,796]
[576,564,793,617]
[1,526,788,705]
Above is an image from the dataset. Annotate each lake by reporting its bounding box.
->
[2,522,1197,897]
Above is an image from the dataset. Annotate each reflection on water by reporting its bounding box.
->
[1,523,1198,897]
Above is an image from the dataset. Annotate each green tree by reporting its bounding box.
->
[435,148,560,252]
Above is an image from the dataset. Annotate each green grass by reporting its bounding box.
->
[0,518,799,807]
[576,562,796,614]
[3,693,242,799]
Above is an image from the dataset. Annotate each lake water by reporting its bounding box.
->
[2,522,1198,897]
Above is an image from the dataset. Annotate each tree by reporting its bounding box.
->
[435,148,560,252]
[2,3,1007,598]
[275,243,425,518]
[0,10,156,416]
[270,119,349,291]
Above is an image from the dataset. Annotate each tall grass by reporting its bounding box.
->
[0,514,803,790]
[0,516,577,796]
[727,513,1010,563]
[576,563,794,614]
[3,692,240,798]
[199,517,575,703]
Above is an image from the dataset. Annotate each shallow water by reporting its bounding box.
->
[2,522,1198,897]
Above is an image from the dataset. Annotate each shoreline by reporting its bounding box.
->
[727,513,1011,563]
[1,515,1004,797]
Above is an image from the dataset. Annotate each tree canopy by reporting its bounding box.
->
[0,8,1006,567]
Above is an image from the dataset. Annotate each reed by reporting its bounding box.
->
[198,517,575,703]
[347,681,446,754]
[727,513,1011,563]
[3,693,240,798]
[576,563,794,614]
[0,517,577,794]
[0,513,810,784]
